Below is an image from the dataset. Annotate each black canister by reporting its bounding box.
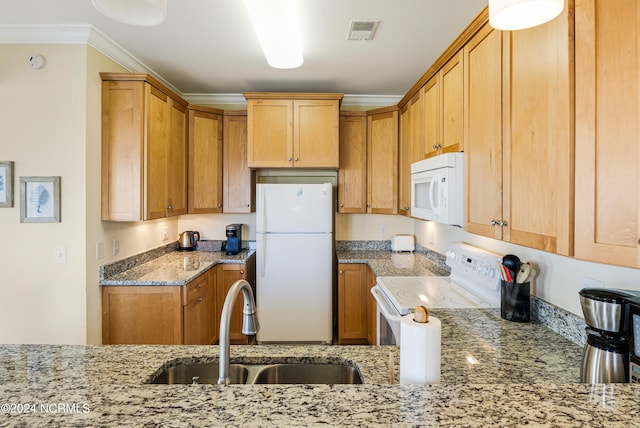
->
[500,280,530,322]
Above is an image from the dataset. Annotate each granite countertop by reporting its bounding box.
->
[100,249,255,286]
[2,308,638,426]
[337,249,450,276]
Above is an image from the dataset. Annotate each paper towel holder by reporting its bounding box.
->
[413,305,429,323]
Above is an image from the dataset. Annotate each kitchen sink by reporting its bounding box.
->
[252,363,363,384]
[150,361,248,385]
[149,361,363,385]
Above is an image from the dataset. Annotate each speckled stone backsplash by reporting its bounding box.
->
[532,298,587,346]
[335,240,392,251]
[99,241,178,280]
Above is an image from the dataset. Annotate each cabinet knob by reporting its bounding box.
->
[196,284,202,289]
[294,157,299,161]
[339,270,343,274]
[288,157,292,161]
[240,270,244,275]
[197,297,203,302]
[367,204,371,208]
[339,203,344,207]
[490,219,507,227]
[217,204,222,208]
[245,204,250,207]
[433,144,438,149]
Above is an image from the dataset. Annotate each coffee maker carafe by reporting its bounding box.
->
[225,224,242,256]
[579,288,636,383]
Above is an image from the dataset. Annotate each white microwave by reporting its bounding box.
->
[411,152,464,226]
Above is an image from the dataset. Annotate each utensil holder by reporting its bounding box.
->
[500,280,530,322]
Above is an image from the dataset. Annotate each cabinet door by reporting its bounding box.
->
[215,264,250,344]
[503,5,572,255]
[575,0,640,267]
[168,101,187,216]
[441,51,464,153]
[145,85,170,220]
[338,264,369,345]
[464,24,503,240]
[247,99,293,167]
[223,112,255,213]
[366,267,377,346]
[367,110,398,214]
[183,282,212,345]
[102,286,182,345]
[423,76,440,159]
[188,108,223,214]
[101,80,144,221]
[338,112,367,213]
[399,104,412,216]
[294,99,340,168]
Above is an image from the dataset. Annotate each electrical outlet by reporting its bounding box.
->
[379,224,386,236]
[54,246,67,264]
[162,227,169,241]
[96,242,104,260]
[579,276,604,289]
[112,238,119,256]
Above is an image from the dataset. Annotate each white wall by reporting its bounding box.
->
[0,44,88,344]
[414,220,640,316]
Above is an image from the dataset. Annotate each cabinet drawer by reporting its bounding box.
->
[183,274,208,304]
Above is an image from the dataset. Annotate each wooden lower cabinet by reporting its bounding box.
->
[367,267,377,346]
[215,259,256,345]
[102,285,183,345]
[338,263,371,345]
[102,259,256,345]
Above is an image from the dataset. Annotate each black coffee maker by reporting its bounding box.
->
[225,224,242,255]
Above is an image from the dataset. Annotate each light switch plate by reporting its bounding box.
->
[96,242,104,260]
[54,246,67,264]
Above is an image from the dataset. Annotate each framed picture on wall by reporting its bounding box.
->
[20,176,61,223]
[0,161,14,208]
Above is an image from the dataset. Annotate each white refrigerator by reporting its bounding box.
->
[256,183,333,343]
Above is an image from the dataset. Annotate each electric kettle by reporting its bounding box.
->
[178,231,200,251]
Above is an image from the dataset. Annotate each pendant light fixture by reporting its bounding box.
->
[244,0,304,69]
[489,0,564,31]
[92,0,167,26]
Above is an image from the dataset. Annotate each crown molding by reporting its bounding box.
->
[182,93,401,107]
[0,24,401,107]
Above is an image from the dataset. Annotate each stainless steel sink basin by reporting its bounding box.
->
[150,361,248,384]
[252,363,363,384]
[149,362,363,385]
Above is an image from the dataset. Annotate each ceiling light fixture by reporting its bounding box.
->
[488,0,564,31]
[244,0,304,69]
[92,0,167,26]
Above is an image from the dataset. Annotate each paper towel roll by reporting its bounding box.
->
[400,314,441,384]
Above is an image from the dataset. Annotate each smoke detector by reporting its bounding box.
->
[346,20,379,41]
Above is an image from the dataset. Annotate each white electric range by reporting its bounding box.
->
[371,242,502,345]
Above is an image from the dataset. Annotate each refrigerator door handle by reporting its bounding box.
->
[259,234,266,278]
[258,186,266,233]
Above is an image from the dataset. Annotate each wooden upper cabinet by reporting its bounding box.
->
[464,24,504,241]
[223,111,255,213]
[423,76,440,159]
[440,51,464,154]
[100,73,188,221]
[399,90,425,216]
[338,111,367,213]
[244,92,342,168]
[502,5,573,256]
[367,107,399,214]
[575,0,640,267]
[187,105,224,214]
[464,7,573,256]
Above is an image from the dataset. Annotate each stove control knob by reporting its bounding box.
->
[481,265,489,276]
[446,250,456,260]
[487,266,497,279]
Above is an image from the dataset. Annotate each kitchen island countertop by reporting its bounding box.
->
[2,307,638,427]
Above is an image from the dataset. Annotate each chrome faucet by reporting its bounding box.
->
[217,279,259,384]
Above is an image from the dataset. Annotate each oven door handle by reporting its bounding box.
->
[371,286,403,324]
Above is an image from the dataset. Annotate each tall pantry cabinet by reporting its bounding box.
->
[574,0,640,268]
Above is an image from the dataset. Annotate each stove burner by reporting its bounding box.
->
[396,288,446,305]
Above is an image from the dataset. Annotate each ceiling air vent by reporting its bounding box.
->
[346,20,379,41]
